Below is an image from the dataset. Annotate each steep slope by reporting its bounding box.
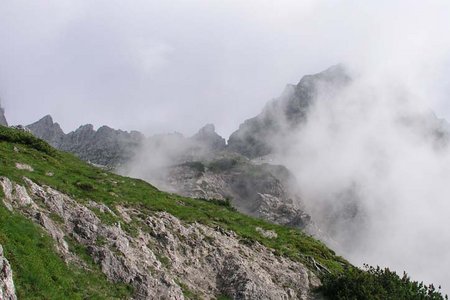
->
[227,65,351,158]
[0,126,346,299]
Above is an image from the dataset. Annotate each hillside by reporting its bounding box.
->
[1,126,447,299]
[0,126,347,299]
[27,116,313,239]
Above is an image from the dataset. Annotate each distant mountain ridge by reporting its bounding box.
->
[27,115,144,167]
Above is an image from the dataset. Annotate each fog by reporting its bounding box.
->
[2,1,450,138]
[277,69,450,290]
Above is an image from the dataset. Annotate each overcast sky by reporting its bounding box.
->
[1,1,450,138]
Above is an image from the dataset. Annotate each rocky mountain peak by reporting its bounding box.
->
[228,65,351,158]
[38,114,54,126]
[26,115,65,147]
[192,123,226,151]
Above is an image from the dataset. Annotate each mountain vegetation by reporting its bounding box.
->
[0,126,446,299]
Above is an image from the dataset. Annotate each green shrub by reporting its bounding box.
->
[75,181,95,191]
[208,158,238,172]
[182,161,205,173]
[319,264,448,300]
[0,126,55,156]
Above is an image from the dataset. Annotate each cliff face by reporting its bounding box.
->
[0,105,8,127]
[165,156,313,231]
[27,116,144,167]
[26,115,64,146]
[227,65,351,158]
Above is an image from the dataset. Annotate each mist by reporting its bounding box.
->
[2,1,450,138]
[276,67,450,289]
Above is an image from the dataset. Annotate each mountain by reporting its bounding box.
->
[0,126,342,299]
[191,123,226,151]
[228,65,351,158]
[164,155,312,230]
[27,116,314,236]
[0,103,7,126]
[1,121,446,299]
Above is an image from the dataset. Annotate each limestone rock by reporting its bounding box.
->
[15,163,33,172]
[0,245,17,300]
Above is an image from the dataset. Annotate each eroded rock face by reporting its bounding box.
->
[165,157,312,231]
[0,245,17,300]
[191,124,226,151]
[0,176,320,299]
[27,116,144,168]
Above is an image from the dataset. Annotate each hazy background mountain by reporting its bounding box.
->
[2,1,450,137]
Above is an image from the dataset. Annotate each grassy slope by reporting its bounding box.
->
[0,126,348,298]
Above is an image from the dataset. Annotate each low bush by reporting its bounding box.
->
[0,126,55,155]
[319,264,448,300]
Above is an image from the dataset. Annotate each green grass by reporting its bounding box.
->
[0,202,132,299]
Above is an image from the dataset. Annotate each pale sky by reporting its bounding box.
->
[1,0,450,138]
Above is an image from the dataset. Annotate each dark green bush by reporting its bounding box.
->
[0,126,56,156]
[182,161,205,173]
[208,158,238,172]
[75,181,95,191]
[319,264,448,300]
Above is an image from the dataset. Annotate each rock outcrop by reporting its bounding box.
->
[165,155,312,231]
[0,176,320,299]
[26,115,65,146]
[191,124,226,151]
[227,65,351,158]
[0,245,17,300]
[0,103,8,126]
